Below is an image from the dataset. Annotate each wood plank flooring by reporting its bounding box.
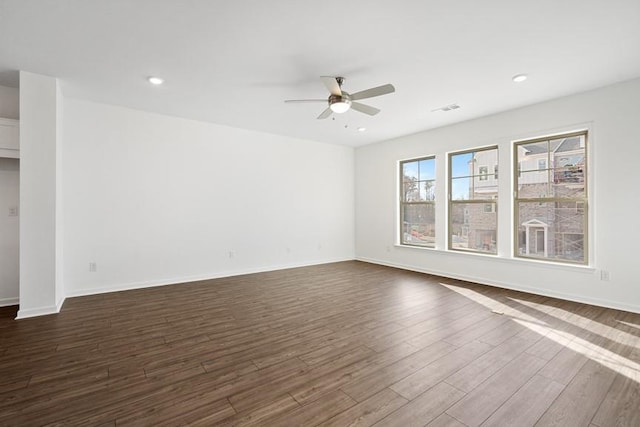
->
[0,261,639,426]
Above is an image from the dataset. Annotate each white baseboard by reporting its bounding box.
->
[56,296,65,312]
[15,297,65,319]
[356,256,640,315]
[0,297,19,307]
[65,257,354,298]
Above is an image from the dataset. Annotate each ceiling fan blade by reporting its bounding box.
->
[317,107,333,119]
[284,99,326,103]
[320,76,342,96]
[350,84,395,101]
[350,102,380,116]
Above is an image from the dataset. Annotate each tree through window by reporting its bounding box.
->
[400,157,435,247]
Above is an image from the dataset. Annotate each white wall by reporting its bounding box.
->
[355,78,640,313]
[0,158,19,305]
[18,71,63,318]
[62,99,354,296]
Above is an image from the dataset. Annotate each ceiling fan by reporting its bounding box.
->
[285,76,395,119]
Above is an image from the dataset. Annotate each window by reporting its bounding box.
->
[479,166,488,180]
[400,157,435,247]
[538,159,547,170]
[515,131,587,264]
[484,203,495,213]
[449,147,498,254]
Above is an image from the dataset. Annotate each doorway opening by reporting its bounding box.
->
[0,157,19,307]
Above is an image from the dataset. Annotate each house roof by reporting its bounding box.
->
[522,218,548,227]
[555,137,583,153]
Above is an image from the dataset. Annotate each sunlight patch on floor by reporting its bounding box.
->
[440,282,640,381]
[439,283,550,325]
[617,320,640,330]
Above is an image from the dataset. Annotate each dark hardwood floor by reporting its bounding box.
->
[0,261,639,426]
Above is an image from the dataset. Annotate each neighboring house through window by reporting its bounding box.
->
[514,131,587,264]
[449,147,498,254]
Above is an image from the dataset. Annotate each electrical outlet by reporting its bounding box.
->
[89,262,97,272]
[600,270,610,281]
[228,250,235,259]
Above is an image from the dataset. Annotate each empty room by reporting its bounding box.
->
[1,1,639,426]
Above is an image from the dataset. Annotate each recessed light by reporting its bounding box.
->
[512,74,528,83]
[357,127,366,132]
[148,76,164,85]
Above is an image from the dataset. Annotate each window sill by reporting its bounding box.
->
[394,244,596,274]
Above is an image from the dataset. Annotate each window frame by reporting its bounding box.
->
[513,130,588,265]
[448,145,499,255]
[399,156,436,248]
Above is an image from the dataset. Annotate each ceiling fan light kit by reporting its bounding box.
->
[285,76,395,120]
[329,94,351,113]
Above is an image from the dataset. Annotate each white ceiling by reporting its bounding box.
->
[1,0,639,147]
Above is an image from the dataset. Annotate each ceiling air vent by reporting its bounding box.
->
[432,104,461,112]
